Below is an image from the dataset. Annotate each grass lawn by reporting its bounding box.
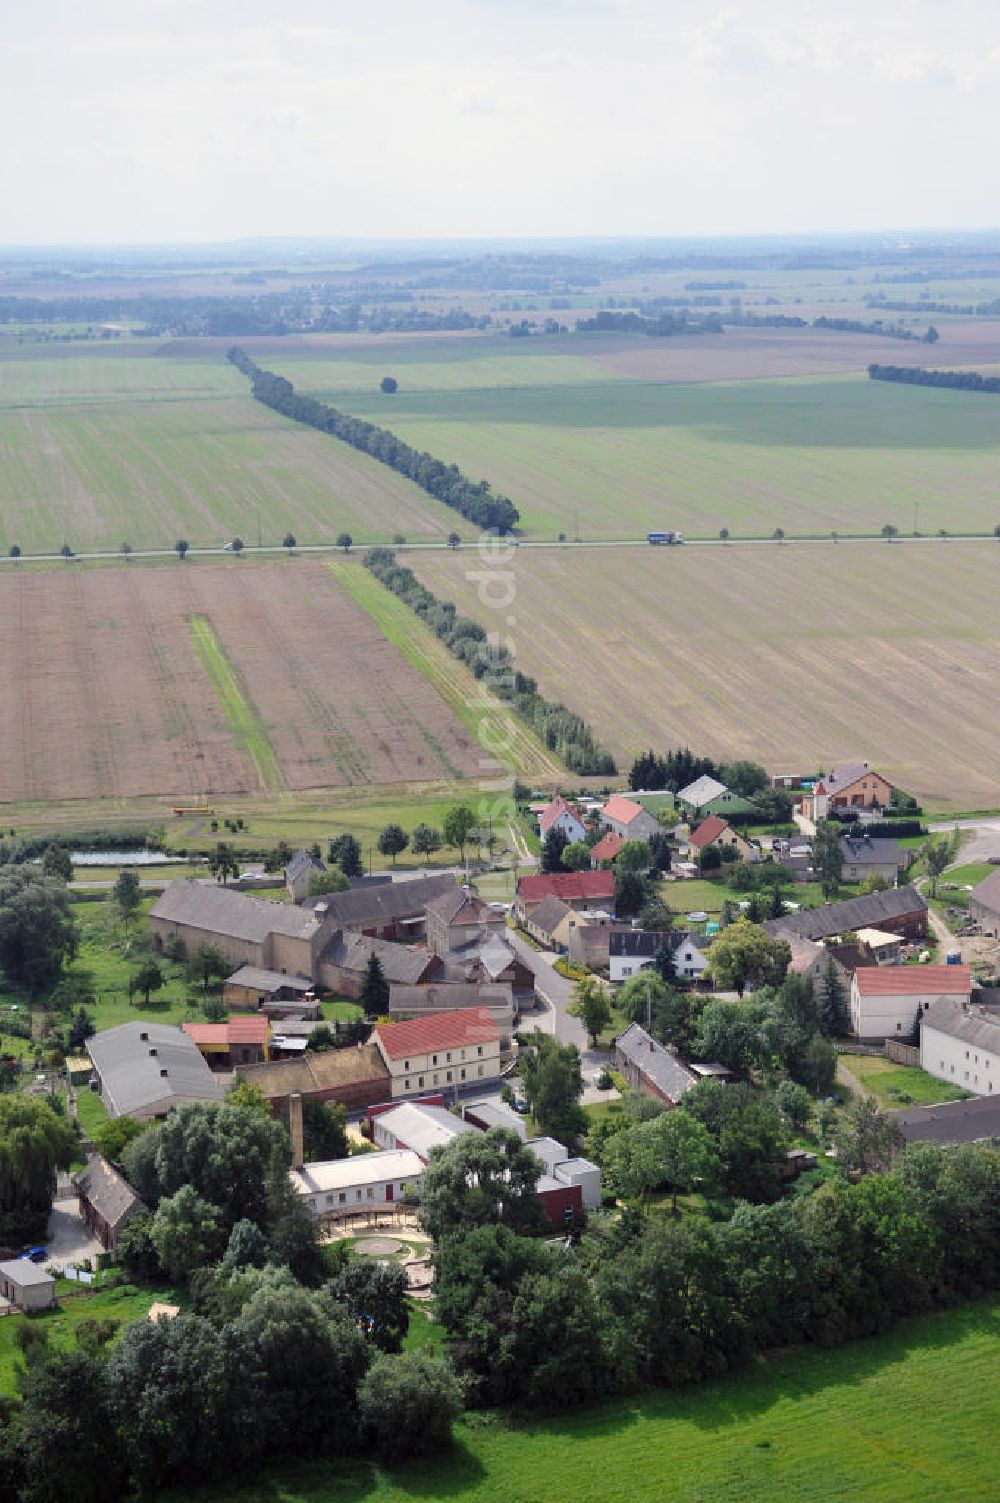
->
[74,1086,109,1139]
[402,1302,445,1354]
[843,1053,972,1106]
[322,1000,365,1024]
[0,1284,183,1396]
[159,1297,1000,1503]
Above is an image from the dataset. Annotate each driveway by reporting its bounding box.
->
[929,818,1000,865]
[45,1198,103,1267]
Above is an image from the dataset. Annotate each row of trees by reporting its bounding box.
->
[228,348,520,533]
[869,362,1000,394]
[575,309,725,336]
[420,1124,1000,1412]
[365,548,616,774]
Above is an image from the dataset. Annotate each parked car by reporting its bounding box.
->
[22,1246,47,1264]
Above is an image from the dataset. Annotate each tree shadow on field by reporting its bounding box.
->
[155,1445,488,1503]
[339,379,1000,449]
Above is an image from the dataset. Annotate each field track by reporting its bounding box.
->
[414,542,1000,810]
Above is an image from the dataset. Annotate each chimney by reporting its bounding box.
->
[289,1091,305,1170]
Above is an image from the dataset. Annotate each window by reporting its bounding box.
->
[326,1195,334,1207]
[446,1051,452,1062]
[418,1075,424,1087]
[367,1188,374,1199]
[338,1192,346,1204]
[433,1073,439,1085]
[477,1045,483,1056]
[405,1079,411,1090]
[356,1190,362,1200]
[966,1050,970,1060]
[460,1048,467,1060]
[460,1068,466,1080]
[896,1022,901,1031]
[446,1071,453,1083]
[477,1065,484,1077]
[432,1054,438,1065]
[404,1060,410,1070]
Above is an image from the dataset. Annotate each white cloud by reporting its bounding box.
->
[1,0,999,240]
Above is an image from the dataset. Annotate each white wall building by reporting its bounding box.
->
[921,1000,1000,1096]
[289,1149,424,1217]
[850,964,972,1040]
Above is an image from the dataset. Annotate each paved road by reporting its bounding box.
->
[504,930,616,1097]
[6,534,1000,568]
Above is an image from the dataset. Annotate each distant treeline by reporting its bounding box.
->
[575,310,724,336]
[0,292,491,338]
[684,279,747,291]
[866,296,1000,317]
[723,312,808,328]
[364,549,616,775]
[869,363,1000,394]
[228,349,519,533]
[814,315,938,343]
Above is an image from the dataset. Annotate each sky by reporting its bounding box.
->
[3,0,999,245]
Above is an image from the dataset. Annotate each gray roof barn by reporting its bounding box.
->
[921,999,1000,1052]
[765,885,926,943]
[528,895,573,939]
[225,966,314,995]
[840,836,900,867]
[893,1094,1000,1145]
[970,869,1000,918]
[151,880,325,945]
[285,849,325,884]
[87,1022,226,1118]
[322,932,438,985]
[424,887,495,926]
[303,872,458,928]
[614,1023,698,1105]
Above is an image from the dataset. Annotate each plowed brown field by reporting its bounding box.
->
[0,561,482,805]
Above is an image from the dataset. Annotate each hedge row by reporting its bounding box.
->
[228,348,519,533]
[364,548,616,775]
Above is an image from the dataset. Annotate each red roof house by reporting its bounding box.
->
[373,1007,503,1097]
[183,1014,270,1067]
[589,831,624,867]
[600,795,660,840]
[514,870,615,921]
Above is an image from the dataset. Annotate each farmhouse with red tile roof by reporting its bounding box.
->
[372,1007,502,1099]
[513,870,616,923]
[687,815,755,861]
[589,831,624,867]
[850,963,972,1041]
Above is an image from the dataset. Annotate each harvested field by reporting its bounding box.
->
[0,560,484,805]
[414,541,1000,810]
[274,332,1000,540]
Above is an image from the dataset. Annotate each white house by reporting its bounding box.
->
[608,930,709,984]
[600,795,661,842]
[538,796,587,845]
[372,1007,502,1099]
[0,1259,56,1312]
[289,1149,423,1217]
[850,964,972,1041]
[920,999,1000,1096]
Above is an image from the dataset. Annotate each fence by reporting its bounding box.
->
[885,1039,920,1067]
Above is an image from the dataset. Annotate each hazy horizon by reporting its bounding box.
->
[5,0,1000,246]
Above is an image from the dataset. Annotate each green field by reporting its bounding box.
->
[189,615,283,793]
[159,1298,1000,1503]
[0,347,475,554]
[272,336,1000,539]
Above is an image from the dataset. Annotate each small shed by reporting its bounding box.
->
[0,1259,56,1312]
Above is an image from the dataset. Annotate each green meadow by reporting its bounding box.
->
[272,336,1000,539]
[160,1298,1000,1503]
